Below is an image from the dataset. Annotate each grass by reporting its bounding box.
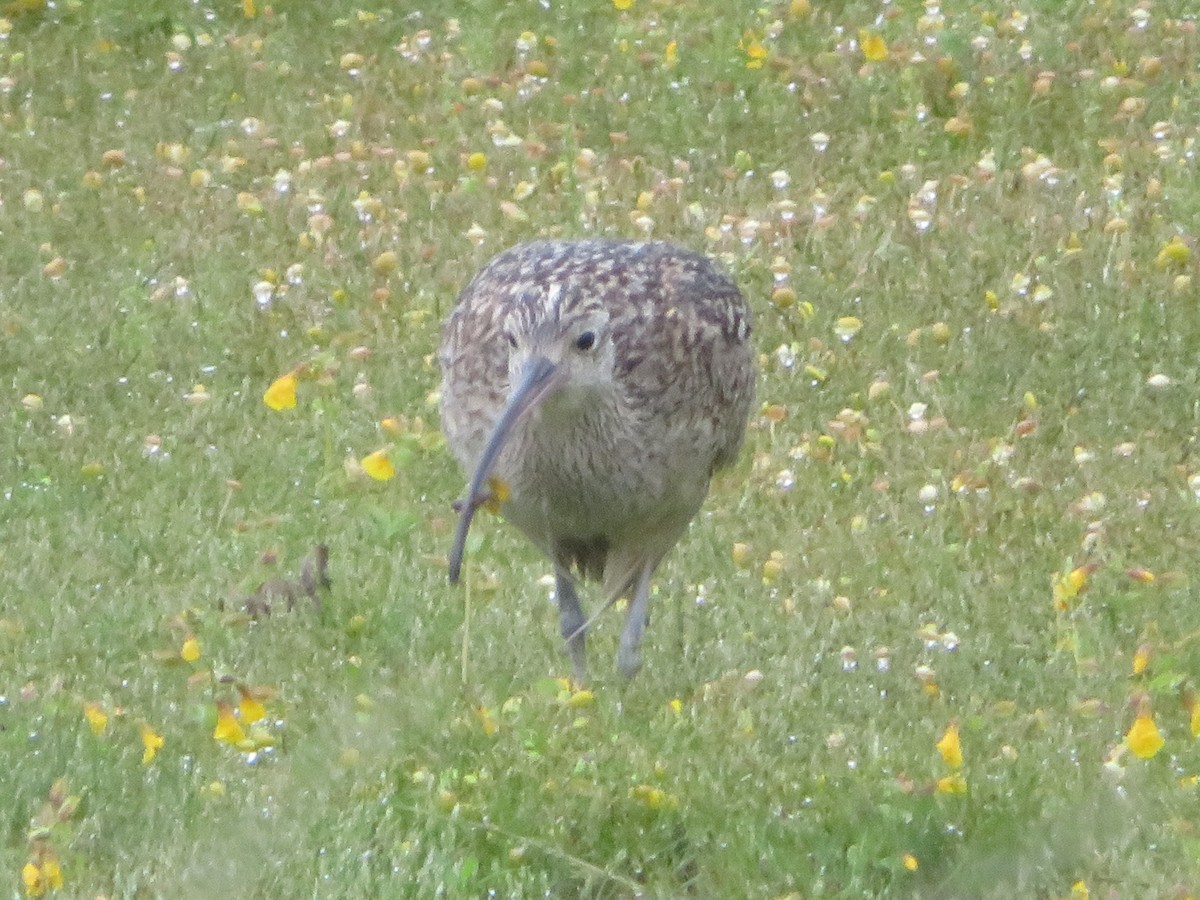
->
[3,0,1200,895]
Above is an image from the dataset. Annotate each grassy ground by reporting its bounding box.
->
[3,0,1200,896]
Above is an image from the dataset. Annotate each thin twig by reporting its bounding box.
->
[469,817,646,894]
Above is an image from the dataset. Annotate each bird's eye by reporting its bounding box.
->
[504,332,518,349]
[575,330,596,351]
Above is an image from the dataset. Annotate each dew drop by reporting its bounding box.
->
[908,208,933,233]
[252,281,274,309]
[840,646,858,672]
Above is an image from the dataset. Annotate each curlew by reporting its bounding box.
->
[439,239,754,679]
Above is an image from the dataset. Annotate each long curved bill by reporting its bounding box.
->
[448,355,562,584]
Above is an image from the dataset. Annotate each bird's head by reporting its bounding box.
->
[503,303,616,417]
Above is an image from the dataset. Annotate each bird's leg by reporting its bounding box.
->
[555,567,588,683]
[616,561,656,680]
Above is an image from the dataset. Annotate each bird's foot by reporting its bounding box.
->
[564,636,588,683]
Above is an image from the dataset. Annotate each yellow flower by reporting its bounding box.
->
[1071,880,1089,898]
[630,784,678,810]
[1052,564,1093,610]
[372,250,399,277]
[743,36,768,69]
[762,404,787,423]
[902,853,919,871]
[476,706,499,736]
[612,0,633,8]
[1131,643,1150,675]
[238,690,267,725]
[664,39,677,68]
[944,116,972,138]
[236,191,263,215]
[246,725,275,750]
[214,702,247,745]
[361,448,395,481]
[263,372,298,411]
[1126,710,1165,759]
[242,0,256,18]
[1066,566,1090,593]
[84,702,108,736]
[915,664,939,697]
[140,723,164,765]
[935,774,968,794]
[1191,701,1200,738]
[22,862,43,896]
[21,857,64,896]
[860,31,888,62]
[41,859,62,891]
[482,475,510,513]
[566,689,595,709]
[1155,235,1191,269]
[936,722,963,769]
[834,316,863,340]
[180,636,201,663]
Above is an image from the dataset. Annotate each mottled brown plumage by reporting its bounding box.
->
[440,239,754,679]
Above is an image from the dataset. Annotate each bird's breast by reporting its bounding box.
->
[494,401,710,554]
